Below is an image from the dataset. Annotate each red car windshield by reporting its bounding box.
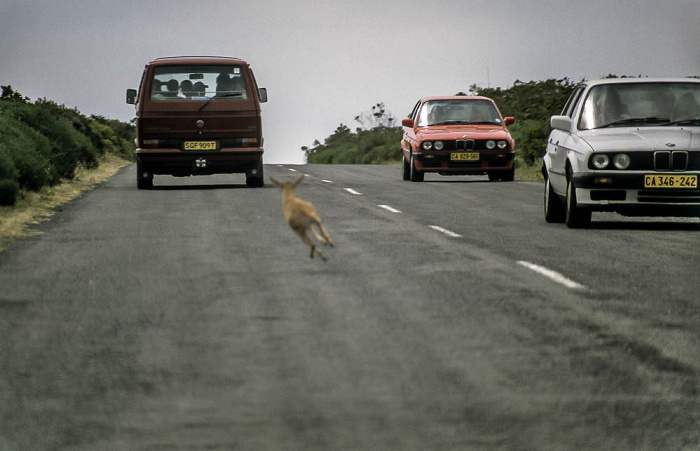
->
[417,99,502,126]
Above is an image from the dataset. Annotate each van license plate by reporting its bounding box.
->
[184,141,217,151]
[644,174,697,188]
[451,152,479,161]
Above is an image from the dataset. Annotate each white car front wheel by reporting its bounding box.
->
[544,177,565,223]
[565,178,591,228]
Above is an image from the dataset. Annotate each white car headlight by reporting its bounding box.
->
[422,141,433,150]
[591,154,610,169]
[613,153,631,169]
[433,141,444,150]
[497,140,508,149]
[486,140,496,150]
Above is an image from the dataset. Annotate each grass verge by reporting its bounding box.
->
[515,159,544,181]
[0,154,131,252]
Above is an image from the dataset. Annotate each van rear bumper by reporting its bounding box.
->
[136,148,263,176]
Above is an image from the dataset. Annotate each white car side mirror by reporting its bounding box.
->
[550,115,572,132]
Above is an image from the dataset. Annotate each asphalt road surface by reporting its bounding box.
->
[1,164,699,450]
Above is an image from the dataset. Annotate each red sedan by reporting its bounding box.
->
[401,96,515,182]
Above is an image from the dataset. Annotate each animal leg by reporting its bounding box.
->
[311,224,331,247]
[298,229,327,261]
[316,222,334,247]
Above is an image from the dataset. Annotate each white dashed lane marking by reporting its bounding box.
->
[344,188,363,196]
[378,205,402,214]
[517,261,586,290]
[428,225,462,238]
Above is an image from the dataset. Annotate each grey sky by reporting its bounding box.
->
[2,0,699,164]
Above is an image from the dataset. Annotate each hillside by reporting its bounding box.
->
[0,85,135,205]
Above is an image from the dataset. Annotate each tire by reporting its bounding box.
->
[565,177,591,228]
[409,153,424,182]
[246,159,264,187]
[136,162,153,190]
[488,167,514,182]
[501,167,515,182]
[544,177,565,223]
[402,154,410,180]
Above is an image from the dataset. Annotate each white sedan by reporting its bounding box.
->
[543,78,700,228]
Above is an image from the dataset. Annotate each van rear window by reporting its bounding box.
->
[150,65,249,101]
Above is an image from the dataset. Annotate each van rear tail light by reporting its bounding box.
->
[142,139,163,148]
[240,138,258,147]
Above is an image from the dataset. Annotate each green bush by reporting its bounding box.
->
[508,119,551,165]
[0,148,18,180]
[0,115,54,190]
[0,179,19,206]
[304,108,403,165]
[0,84,135,205]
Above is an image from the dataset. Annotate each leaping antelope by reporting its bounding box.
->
[270,175,334,260]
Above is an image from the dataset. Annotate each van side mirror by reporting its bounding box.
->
[504,116,515,126]
[258,88,268,103]
[550,115,572,132]
[401,118,415,128]
[126,89,137,105]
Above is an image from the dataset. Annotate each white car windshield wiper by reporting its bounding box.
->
[664,118,700,126]
[597,117,670,128]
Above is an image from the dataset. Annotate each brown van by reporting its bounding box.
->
[126,56,267,189]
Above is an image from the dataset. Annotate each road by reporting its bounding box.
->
[1,164,699,450]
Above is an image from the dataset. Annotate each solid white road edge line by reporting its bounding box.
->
[378,204,402,213]
[428,225,462,238]
[345,188,363,195]
[517,261,586,290]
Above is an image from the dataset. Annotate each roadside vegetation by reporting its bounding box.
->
[0,85,134,207]
[303,78,579,180]
[0,85,134,250]
[303,103,403,165]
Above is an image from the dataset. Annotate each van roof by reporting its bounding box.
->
[149,56,248,66]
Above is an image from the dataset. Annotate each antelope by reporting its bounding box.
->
[270,175,334,260]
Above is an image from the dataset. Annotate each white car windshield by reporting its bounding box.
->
[417,99,502,126]
[150,65,249,101]
[579,82,700,130]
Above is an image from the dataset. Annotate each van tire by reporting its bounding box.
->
[246,159,264,187]
[136,162,154,190]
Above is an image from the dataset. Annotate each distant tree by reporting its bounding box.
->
[354,102,395,130]
[305,104,401,164]
[1,85,29,103]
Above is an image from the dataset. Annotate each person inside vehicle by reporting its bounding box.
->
[672,93,700,121]
[163,79,180,98]
[229,76,247,99]
[216,73,233,97]
[470,102,494,123]
[193,81,207,98]
[428,105,445,125]
[593,87,630,126]
[180,80,194,99]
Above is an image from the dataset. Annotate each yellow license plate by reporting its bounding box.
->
[644,174,697,189]
[451,152,479,161]
[184,141,217,151]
